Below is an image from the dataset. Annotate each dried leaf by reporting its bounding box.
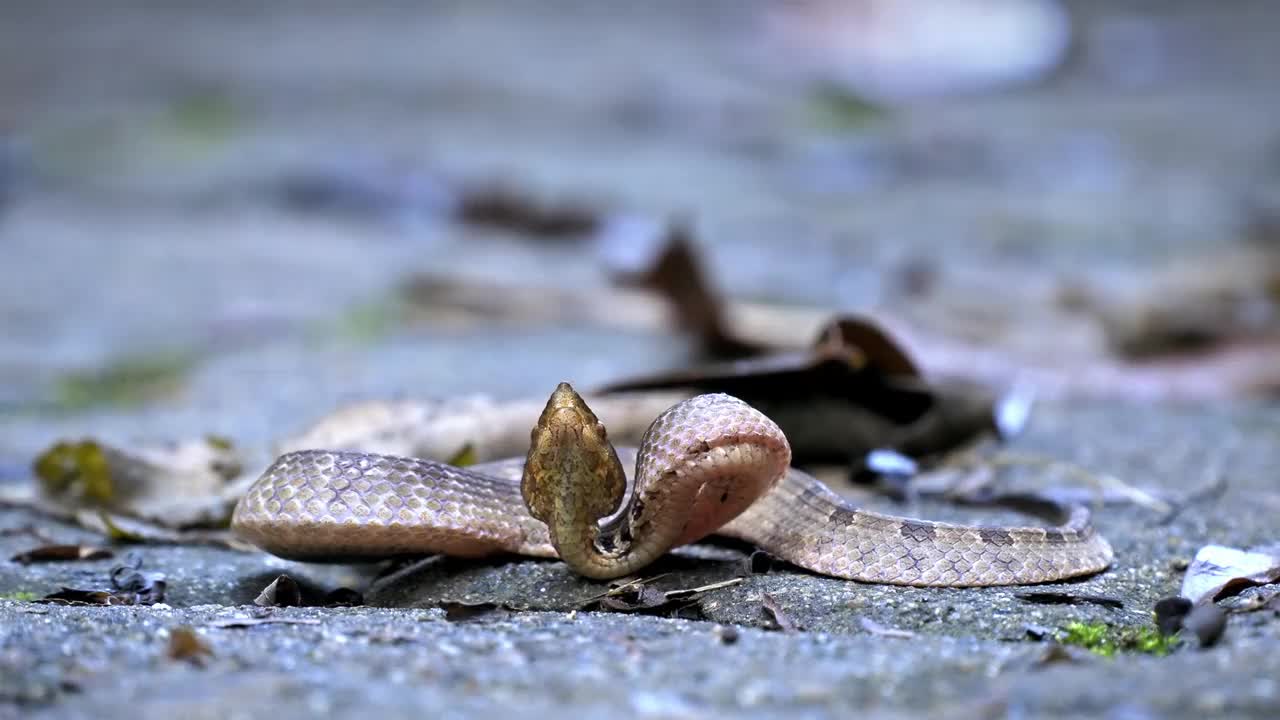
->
[600,585,671,612]
[206,616,321,628]
[760,592,799,633]
[1015,592,1124,610]
[167,626,213,665]
[441,602,508,622]
[1181,544,1280,604]
[110,551,167,605]
[456,184,601,239]
[608,219,766,360]
[588,577,739,618]
[10,544,114,565]
[324,588,364,607]
[858,617,915,639]
[41,587,130,606]
[254,575,302,608]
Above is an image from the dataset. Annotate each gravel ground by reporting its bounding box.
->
[2,2,1279,718]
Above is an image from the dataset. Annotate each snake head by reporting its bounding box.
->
[521,382,627,533]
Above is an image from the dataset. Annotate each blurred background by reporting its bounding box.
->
[2,0,1279,464]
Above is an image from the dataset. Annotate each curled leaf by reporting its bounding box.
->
[1181,544,1280,604]
[254,575,302,608]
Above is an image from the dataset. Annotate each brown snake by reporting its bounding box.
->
[232,383,1113,586]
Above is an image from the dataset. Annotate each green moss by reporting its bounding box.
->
[1058,621,1179,657]
[53,351,195,410]
[0,591,38,602]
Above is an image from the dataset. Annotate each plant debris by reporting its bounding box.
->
[324,588,365,607]
[166,626,213,666]
[27,435,245,530]
[1180,544,1280,604]
[40,587,135,606]
[582,576,741,619]
[10,544,114,565]
[205,616,322,629]
[760,592,799,633]
[607,219,766,359]
[254,574,302,608]
[109,551,167,604]
[440,601,510,622]
[455,183,602,239]
[1015,592,1124,610]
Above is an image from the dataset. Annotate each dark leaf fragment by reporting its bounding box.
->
[324,588,365,607]
[41,587,129,605]
[456,184,601,239]
[441,601,509,622]
[1015,592,1124,610]
[206,616,321,628]
[109,551,167,605]
[10,544,114,565]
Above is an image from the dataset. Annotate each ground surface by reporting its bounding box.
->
[2,2,1279,719]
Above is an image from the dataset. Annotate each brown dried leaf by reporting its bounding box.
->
[440,602,509,622]
[10,544,114,565]
[167,626,213,665]
[760,592,799,633]
[41,587,131,605]
[609,220,766,360]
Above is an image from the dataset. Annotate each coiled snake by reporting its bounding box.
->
[232,383,1112,586]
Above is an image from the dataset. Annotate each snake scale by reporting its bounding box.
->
[232,383,1113,586]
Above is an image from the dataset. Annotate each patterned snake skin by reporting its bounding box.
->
[232,391,1112,586]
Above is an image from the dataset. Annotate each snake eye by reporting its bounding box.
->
[594,421,607,438]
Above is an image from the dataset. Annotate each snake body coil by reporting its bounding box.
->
[232,384,1112,586]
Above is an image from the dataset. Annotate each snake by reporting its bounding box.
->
[231,383,1113,586]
